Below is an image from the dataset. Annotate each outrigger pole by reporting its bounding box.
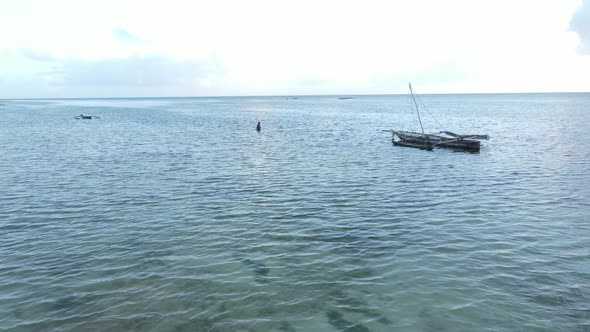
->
[409,83,425,135]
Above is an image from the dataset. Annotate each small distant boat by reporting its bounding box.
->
[391,83,489,152]
[338,97,353,99]
[74,114,100,120]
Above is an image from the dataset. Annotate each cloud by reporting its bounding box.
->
[113,28,149,44]
[18,49,57,62]
[51,55,222,88]
[570,0,590,54]
[0,54,225,97]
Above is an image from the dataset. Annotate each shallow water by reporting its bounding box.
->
[1,93,589,331]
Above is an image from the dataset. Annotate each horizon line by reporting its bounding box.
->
[2,91,590,100]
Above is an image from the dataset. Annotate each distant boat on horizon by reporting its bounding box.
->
[74,114,100,120]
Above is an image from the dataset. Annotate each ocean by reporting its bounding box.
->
[1,93,589,331]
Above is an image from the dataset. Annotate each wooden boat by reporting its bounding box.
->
[393,130,489,152]
[391,84,489,152]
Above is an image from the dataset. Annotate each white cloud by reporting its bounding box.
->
[571,0,590,54]
[18,49,57,62]
[113,28,149,45]
[0,51,224,98]
[55,55,221,87]
[0,0,589,97]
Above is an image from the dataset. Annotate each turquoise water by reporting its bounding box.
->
[1,94,589,331]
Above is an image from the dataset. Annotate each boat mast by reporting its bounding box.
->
[409,83,425,135]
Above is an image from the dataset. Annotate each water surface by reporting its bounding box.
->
[1,94,589,331]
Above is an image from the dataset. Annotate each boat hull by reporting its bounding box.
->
[392,130,482,152]
[436,139,480,151]
[392,137,433,150]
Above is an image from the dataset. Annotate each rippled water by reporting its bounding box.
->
[1,94,589,331]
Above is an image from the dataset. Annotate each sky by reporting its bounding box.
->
[0,0,589,98]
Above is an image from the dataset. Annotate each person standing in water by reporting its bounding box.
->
[256,122,261,131]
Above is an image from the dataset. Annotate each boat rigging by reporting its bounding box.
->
[390,83,489,152]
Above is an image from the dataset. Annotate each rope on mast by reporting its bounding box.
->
[415,90,446,132]
[409,83,425,135]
